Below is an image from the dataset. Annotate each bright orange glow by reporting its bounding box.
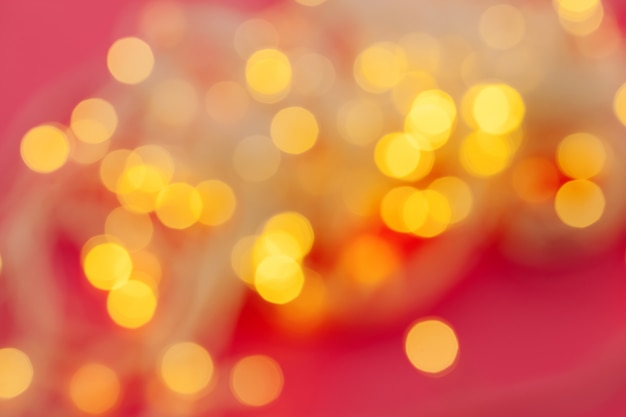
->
[512,157,560,203]
[246,48,292,102]
[460,131,516,177]
[0,348,33,399]
[554,180,605,228]
[107,37,154,84]
[464,84,525,135]
[556,133,606,179]
[375,132,423,179]
[428,176,473,224]
[107,280,157,328]
[341,235,400,286]
[20,124,70,173]
[381,186,418,233]
[160,342,214,395]
[405,89,456,150]
[230,355,284,407]
[405,318,459,374]
[254,255,305,304]
[69,363,120,414]
[155,183,203,229]
[83,242,133,291]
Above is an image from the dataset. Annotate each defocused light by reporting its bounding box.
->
[406,189,453,238]
[341,235,399,286]
[554,180,605,228]
[105,207,153,252]
[465,83,525,135]
[613,83,626,126]
[405,318,459,374]
[512,157,560,203]
[234,19,279,59]
[231,235,257,285]
[196,180,237,226]
[460,131,515,177]
[277,269,327,330]
[292,52,335,96]
[337,98,384,146]
[230,355,283,407]
[0,348,33,399]
[20,124,70,173]
[149,78,198,126]
[205,81,249,124]
[555,0,603,37]
[83,242,133,290]
[381,186,418,233]
[354,42,408,93]
[557,133,606,179]
[155,183,202,229]
[71,98,118,144]
[160,342,214,395]
[254,255,304,304]
[479,4,525,50]
[374,132,423,179]
[428,176,473,224]
[391,71,437,115]
[233,135,281,182]
[100,149,133,192]
[295,0,327,6]
[270,106,318,154]
[107,37,154,85]
[405,89,456,150]
[107,280,157,328]
[263,212,314,258]
[69,363,120,414]
[246,48,292,102]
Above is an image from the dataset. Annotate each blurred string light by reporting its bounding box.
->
[6,0,626,414]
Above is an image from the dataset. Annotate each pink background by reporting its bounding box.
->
[1,0,626,415]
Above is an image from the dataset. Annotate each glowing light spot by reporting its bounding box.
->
[149,78,198,126]
[555,180,605,228]
[479,5,525,50]
[512,157,560,204]
[20,124,69,173]
[246,49,292,103]
[405,318,459,374]
[105,207,153,252]
[160,342,214,395]
[405,89,456,150]
[261,211,314,260]
[405,189,453,238]
[381,186,418,233]
[205,81,249,124]
[341,235,400,287]
[391,71,438,115]
[254,255,304,304]
[292,52,335,96]
[270,106,318,154]
[69,363,120,414]
[0,348,33,399]
[83,242,132,290]
[557,133,606,179]
[233,135,281,182]
[196,180,237,226]
[338,98,384,146]
[375,133,423,179]
[354,42,408,93]
[295,0,327,6]
[107,280,157,328]
[71,98,118,144]
[100,149,132,192]
[155,183,203,229]
[428,177,473,224]
[278,270,327,330]
[231,355,284,407]
[460,132,516,177]
[555,0,603,37]
[613,83,626,127]
[107,37,154,85]
[466,83,525,135]
[234,19,279,59]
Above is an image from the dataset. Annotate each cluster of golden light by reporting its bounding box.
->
[552,132,607,228]
[405,89,457,150]
[463,83,525,135]
[159,342,215,395]
[83,242,133,291]
[554,0,604,37]
[380,176,472,238]
[460,131,521,177]
[231,212,313,305]
[354,42,408,93]
[230,355,284,407]
[405,318,459,374]
[107,37,155,85]
[0,348,33,399]
[69,363,120,414]
[246,48,292,103]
